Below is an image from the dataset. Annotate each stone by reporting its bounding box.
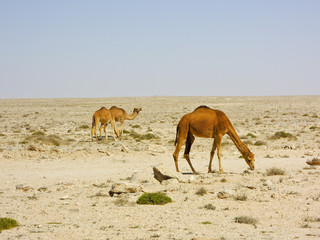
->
[217,191,231,199]
[109,182,141,197]
[153,164,187,183]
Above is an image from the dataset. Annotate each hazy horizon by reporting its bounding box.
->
[1,1,319,98]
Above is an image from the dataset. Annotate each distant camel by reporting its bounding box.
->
[91,107,120,142]
[103,106,142,137]
[173,106,255,174]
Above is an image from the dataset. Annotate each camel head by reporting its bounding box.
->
[133,108,142,114]
[244,151,255,170]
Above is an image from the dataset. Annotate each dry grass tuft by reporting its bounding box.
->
[202,203,216,210]
[234,216,258,225]
[270,131,297,140]
[195,187,207,196]
[266,167,285,176]
[26,133,65,146]
[234,193,248,201]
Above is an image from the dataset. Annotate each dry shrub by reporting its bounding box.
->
[26,133,65,146]
[254,140,267,146]
[270,131,297,140]
[266,167,285,176]
[114,197,134,207]
[202,203,216,210]
[195,187,207,196]
[234,216,258,225]
[234,193,248,201]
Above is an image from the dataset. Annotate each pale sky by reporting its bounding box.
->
[1,1,319,98]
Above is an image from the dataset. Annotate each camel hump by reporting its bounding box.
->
[98,107,107,111]
[194,105,211,111]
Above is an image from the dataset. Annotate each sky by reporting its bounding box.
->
[0,1,319,98]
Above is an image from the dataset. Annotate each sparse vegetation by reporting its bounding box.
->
[195,187,207,196]
[266,167,285,176]
[136,192,172,205]
[32,130,45,136]
[270,131,297,140]
[127,130,158,141]
[304,216,320,222]
[79,124,89,129]
[234,216,258,225]
[234,193,248,201]
[0,217,18,231]
[202,203,216,210]
[201,221,212,224]
[254,140,267,146]
[26,133,64,146]
[247,133,257,138]
[114,197,134,206]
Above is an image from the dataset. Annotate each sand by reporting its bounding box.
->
[0,96,319,240]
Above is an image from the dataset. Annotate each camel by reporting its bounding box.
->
[102,106,142,138]
[173,106,255,174]
[91,107,120,142]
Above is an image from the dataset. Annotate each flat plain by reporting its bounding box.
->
[0,96,320,240]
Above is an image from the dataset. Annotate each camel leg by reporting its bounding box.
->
[215,136,224,173]
[103,123,108,140]
[119,121,124,139]
[91,126,94,142]
[110,119,120,140]
[93,120,99,142]
[208,137,218,173]
[183,133,197,174]
[173,140,183,172]
[103,124,107,138]
[99,124,103,138]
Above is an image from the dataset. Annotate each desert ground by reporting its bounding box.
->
[0,96,319,240]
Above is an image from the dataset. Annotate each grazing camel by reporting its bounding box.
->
[173,106,255,174]
[103,106,142,137]
[91,107,120,142]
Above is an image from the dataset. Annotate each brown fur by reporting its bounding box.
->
[173,106,255,174]
[105,106,142,138]
[91,107,120,142]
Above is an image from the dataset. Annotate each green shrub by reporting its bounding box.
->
[136,192,172,205]
[79,124,89,129]
[0,218,18,231]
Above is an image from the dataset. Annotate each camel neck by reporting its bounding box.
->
[227,127,249,157]
[126,112,138,120]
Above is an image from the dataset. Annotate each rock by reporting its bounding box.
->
[306,158,320,166]
[109,182,142,197]
[161,178,179,185]
[217,191,231,199]
[153,164,187,183]
[60,195,70,200]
